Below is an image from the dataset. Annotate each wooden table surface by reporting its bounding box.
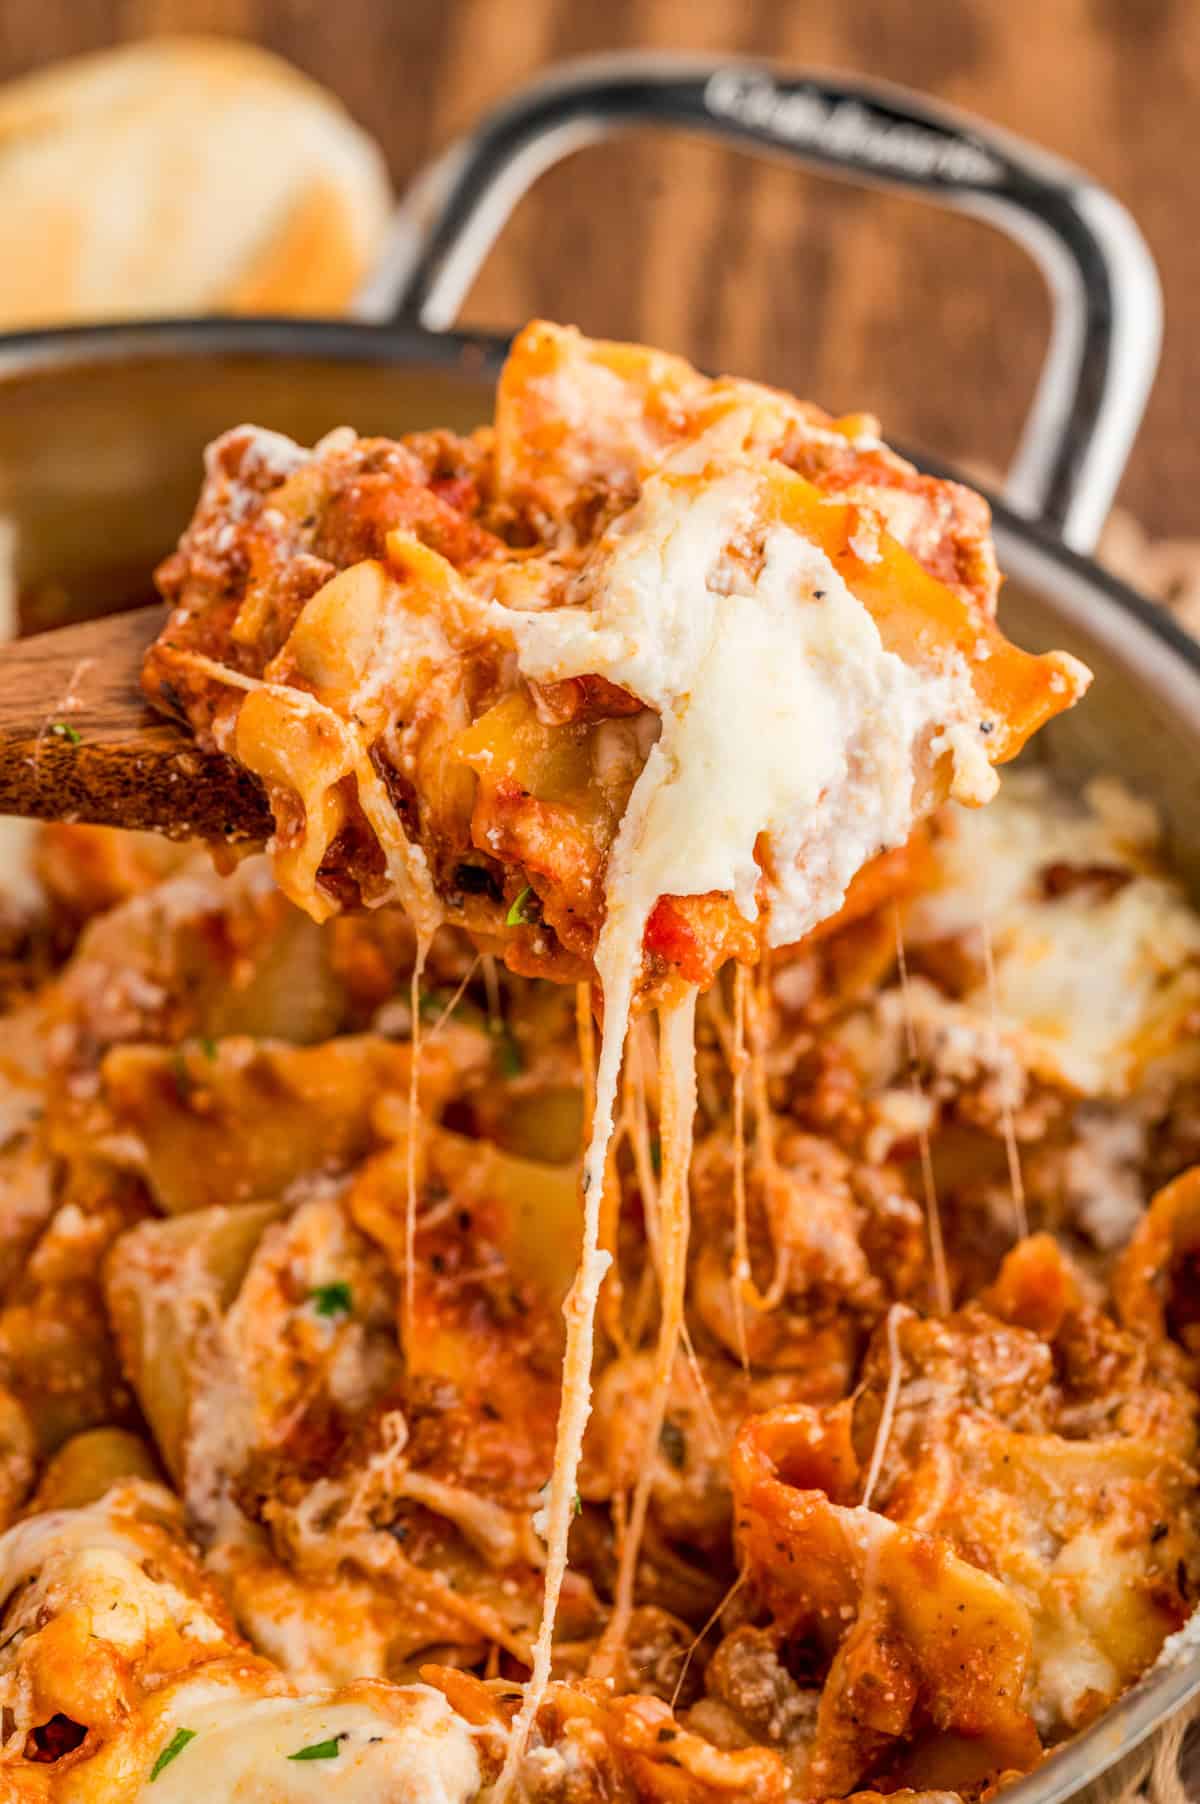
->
[2,0,1196,542]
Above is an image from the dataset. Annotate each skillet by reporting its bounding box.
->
[0,53,1195,1801]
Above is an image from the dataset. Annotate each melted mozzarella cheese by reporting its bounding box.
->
[494,465,992,951]
[138,1680,480,1804]
[0,1486,224,1655]
[0,1492,146,1603]
[907,770,1200,1097]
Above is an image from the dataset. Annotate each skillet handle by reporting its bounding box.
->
[357,54,1161,556]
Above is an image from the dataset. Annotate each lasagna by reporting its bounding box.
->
[5,324,1193,1804]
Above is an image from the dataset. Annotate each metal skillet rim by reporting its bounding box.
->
[1,308,1198,1801]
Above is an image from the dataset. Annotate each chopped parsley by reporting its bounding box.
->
[288,1734,346,1762]
[310,1280,353,1318]
[659,1420,687,1469]
[573,1489,583,1518]
[199,1036,218,1061]
[505,885,535,928]
[48,721,82,745]
[649,1134,662,1177]
[150,1728,197,1781]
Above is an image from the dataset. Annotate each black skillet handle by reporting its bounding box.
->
[356,54,1161,556]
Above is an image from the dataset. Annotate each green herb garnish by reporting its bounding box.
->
[150,1728,196,1781]
[505,885,535,928]
[288,1735,345,1762]
[573,1490,583,1518]
[649,1135,662,1177]
[310,1280,353,1318]
[49,721,82,745]
[199,1036,218,1061]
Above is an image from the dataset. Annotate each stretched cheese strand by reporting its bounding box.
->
[622,1020,662,1347]
[747,962,790,1313]
[981,917,1030,1241]
[592,987,698,1679]
[670,1570,748,1712]
[403,939,430,1364]
[860,1302,907,1511]
[581,980,632,1356]
[893,905,951,1314]
[678,1318,722,1452]
[492,922,629,1800]
[730,963,752,1370]
[493,461,1001,1792]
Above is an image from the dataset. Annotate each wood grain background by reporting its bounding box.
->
[1,0,1196,540]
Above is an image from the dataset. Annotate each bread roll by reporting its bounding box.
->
[0,36,393,326]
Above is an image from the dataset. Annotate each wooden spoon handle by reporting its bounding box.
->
[0,605,272,840]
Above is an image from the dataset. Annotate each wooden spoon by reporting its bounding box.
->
[0,605,272,840]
